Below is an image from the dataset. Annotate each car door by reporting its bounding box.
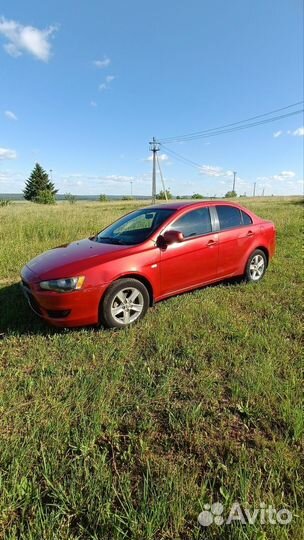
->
[159,206,219,296]
[215,205,257,277]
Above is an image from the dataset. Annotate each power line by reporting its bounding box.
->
[160,110,304,174]
[159,101,304,143]
[160,109,303,143]
[150,101,304,194]
[161,144,203,170]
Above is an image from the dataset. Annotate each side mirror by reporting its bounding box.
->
[162,230,184,245]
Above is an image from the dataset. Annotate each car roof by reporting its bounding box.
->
[146,200,245,211]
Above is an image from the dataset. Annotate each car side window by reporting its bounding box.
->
[241,210,253,225]
[216,205,242,230]
[168,207,212,238]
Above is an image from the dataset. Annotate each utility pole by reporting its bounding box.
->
[232,171,237,193]
[149,137,160,204]
[130,181,133,197]
[262,187,265,197]
[156,153,168,200]
[49,169,53,181]
[253,182,256,197]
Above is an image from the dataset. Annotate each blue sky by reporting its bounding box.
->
[0,0,303,196]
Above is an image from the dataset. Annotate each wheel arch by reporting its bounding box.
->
[253,245,269,266]
[243,245,269,276]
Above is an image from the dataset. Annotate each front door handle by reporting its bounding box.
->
[247,230,255,237]
[207,239,217,246]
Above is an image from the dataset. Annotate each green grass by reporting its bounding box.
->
[0,197,303,539]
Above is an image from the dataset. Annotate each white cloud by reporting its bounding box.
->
[63,177,83,187]
[292,127,304,136]
[60,173,154,189]
[61,173,135,185]
[272,127,304,138]
[90,100,97,107]
[200,164,233,177]
[258,170,296,183]
[0,147,17,160]
[0,169,23,186]
[99,75,116,90]
[272,170,296,181]
[0,171,11,183]
[0,17,57,61]
[218,176,249,187]
[280,170,295,178]
[4,110,17,120]
[104,175,134,183]
[99,75,115,91]
[93,57,111,68]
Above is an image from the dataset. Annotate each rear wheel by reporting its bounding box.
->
[100,278,150,329]
[245,249,267,283]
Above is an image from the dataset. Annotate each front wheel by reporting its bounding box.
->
[245,249,267,283]
[100,278,150,329]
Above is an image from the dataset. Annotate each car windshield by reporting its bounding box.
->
[93,208,175,245]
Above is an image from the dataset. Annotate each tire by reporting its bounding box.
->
[100,278,150,329]
[245,249,267,283]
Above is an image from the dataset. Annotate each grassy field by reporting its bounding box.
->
[0,197,303,539]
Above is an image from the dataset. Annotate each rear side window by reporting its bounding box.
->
[216,205,242,230]
[241,210,253,225]
[169,207,212,238]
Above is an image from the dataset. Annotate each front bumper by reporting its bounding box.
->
[20,277,106,328]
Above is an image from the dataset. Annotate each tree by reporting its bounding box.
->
[0,200,11,207]
[35,190,56,205]
[99,194,108,202]
[156,189,173,200]
[225,190,237,198]
[65,192,77,204]
[191,193,204,199]
[23,163,58,201]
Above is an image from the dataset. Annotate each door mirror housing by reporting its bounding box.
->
[161,230,184,245]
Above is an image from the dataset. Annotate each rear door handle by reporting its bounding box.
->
[207,239,217,246]
[247,230,255,237]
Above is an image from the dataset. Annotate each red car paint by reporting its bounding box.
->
[20,201,276,327]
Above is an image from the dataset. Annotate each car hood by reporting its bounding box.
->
[23,238,131,281]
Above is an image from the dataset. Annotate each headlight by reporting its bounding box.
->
[40,276,85,292]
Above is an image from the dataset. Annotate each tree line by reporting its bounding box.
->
[22,163,238,204]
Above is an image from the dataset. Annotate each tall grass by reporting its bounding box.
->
[0,197,303,539]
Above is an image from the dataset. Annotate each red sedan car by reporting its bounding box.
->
[21,201,276,329]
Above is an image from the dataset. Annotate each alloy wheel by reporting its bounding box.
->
[110,287,144,325]
[249,254,265,281]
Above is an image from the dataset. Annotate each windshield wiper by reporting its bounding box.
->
[96,236,124,245]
